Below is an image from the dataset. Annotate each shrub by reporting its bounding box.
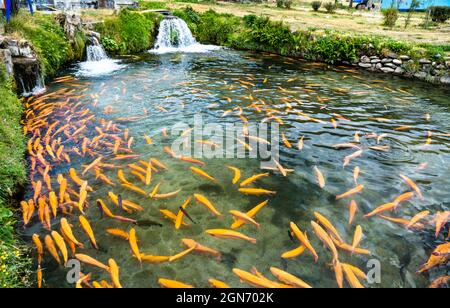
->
[277,0,284,8]
[284,0,293,9]
[428,6,450,23]
[312,1,322,11]
[383,8,399,28]
[324,2,337,13]
[95,9,161,55]
[101,36,120,53]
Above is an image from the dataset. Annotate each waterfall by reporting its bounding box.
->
[77,35,125,77]
[13,58,46,97]
[151,17,219,54]
[86,37,108,62]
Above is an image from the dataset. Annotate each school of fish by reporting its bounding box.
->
[20,56,449,289]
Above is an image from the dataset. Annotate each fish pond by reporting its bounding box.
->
[21,48,450,288]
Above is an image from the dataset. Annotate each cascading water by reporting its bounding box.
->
[76,36,125,77]
[151,16,219,54]
[86,37,108,62]
[13,58,46,97]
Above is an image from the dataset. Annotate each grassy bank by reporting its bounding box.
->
[174,7,448,66]
[94,9,162,55]
[167,1,450,47]
[7,12,86,77]
[0,64,31,288]
[1,12,84,288]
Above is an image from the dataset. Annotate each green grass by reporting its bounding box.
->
[174,7,449,65]
[137,0,168,10]
[0,64,31,288]
[7,12,85,77]
[94,9,162,55]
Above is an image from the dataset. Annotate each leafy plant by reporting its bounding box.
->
[383,8,399,29]
[312,1,322,11]
[284,0,293,9]
[277,0,284,8]
[95,9,161,55]
[324,2,337,13]
[428,6,450,23]
[101,36,120,53]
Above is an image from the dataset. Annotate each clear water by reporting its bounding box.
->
[22,49,450,288]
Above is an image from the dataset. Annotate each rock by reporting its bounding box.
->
[440,75,450,85]
[384,63,397,69]
[436,64,445,70]
[371,59,381,64]
[399,55,410,61]
[394,67,404,75]
[86,30,101,41]
[381,58,392,64]
[0,49,13,75]
[358,62,372,69]
[414,72,427,79]
[445,61,450,68]
[57,13,83,42]
[375,63,383,70]
[419,58,432,65]
[388,52,398,59]
[3,39,20,57]
[370,56,379,60]
[18,40,33,58]
[393,59,402,66]
[12,56,43,95]
[381,67,395,73]
[360,56,371,63]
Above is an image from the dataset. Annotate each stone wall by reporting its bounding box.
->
[0,36,42,94]
[356,53,450,85]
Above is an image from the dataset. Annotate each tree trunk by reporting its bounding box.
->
[349,0,354,8]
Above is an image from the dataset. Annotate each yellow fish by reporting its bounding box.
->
[238,188,276,196]
[229,210,260,229]
[206,229,256,244]
[75,254,109,271]
[158,278,194,288]
[51,231,68,266]
[129,228,141,263]
[79,215,98,249]
[227,166,241,185]
[108,259,123,288]
[270,267,312,288]
[240,173,270,187]
[194,194,222,217]
[208,279,230,288]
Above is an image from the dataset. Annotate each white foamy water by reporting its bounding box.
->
[150,17,220,54]
[76,59,126,77]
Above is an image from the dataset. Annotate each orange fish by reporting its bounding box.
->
[194,194,222,217]
[336,185,364,200]
[399,174,423,199]
[313,166,325,189]
[290,222,318,262]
